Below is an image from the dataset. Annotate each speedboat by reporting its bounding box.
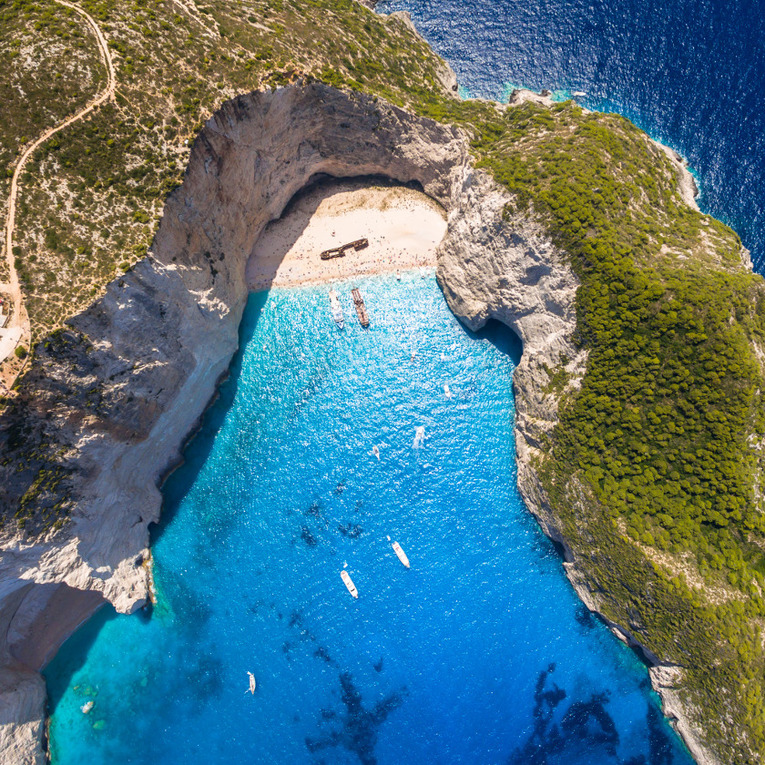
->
[329,290,344,328]
[341,569,358,598]
[391,541,410,568]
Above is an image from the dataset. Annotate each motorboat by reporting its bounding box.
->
[391,541,410,568]
[341,569,359,598]
[329,290,344,328]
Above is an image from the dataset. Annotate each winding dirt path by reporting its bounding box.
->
[1,0,115,364]
[172,0,220,39]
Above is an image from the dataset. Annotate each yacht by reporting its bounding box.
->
[329,289,344,328]
[341,569,359,598]
[391,541,410,568]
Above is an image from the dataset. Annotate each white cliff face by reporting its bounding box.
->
[0,667,45,765]
[437,168,586,551]
[0,82,719,765]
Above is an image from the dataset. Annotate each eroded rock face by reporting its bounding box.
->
[0,82,702,764]
[437,168,586,553]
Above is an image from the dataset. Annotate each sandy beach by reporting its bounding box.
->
[246,180,448,291]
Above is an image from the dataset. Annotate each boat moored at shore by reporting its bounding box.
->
[329,289,345,328]
[351,287,370,328]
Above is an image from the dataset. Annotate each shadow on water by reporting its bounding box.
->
[151,291,269,545]
[44,605,119,715]
[464,317,523,366]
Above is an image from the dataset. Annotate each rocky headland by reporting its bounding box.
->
[0,78,733,764]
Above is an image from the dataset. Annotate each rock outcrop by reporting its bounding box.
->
[435,119,720,765]
[436,166,591,558]
[0,82,472,763]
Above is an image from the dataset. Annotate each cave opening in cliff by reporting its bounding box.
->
[469,317,522,366]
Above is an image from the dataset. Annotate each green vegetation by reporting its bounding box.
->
[4,0,450,341]
[2,0,765,760]
[0,0,104,184]
[0,0,105,283]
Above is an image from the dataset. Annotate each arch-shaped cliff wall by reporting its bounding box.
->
[0,82,581,763]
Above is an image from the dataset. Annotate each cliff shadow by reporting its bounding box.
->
[153,290,268,544]
[461,317,523,367]
[43,603,118,715]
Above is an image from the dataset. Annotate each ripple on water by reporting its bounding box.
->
[377,0,765,269]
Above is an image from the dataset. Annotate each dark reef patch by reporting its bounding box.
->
[574,603,595,630]
[300,526,319,547]
[506,663,655,764]
[306,672,407,765]
[338,523,363,538]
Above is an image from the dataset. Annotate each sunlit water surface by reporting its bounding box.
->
[47,2,765,759]
[46,274,692,764]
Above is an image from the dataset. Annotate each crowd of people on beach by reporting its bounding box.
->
[246,186,446,292]
[249,227,439,292]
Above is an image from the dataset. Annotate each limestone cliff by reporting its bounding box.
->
[0,82,471,763]
[436,158,721,765]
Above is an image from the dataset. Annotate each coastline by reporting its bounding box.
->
[0,84,470,764]
[0,73,753,762]
[246,179,447,291]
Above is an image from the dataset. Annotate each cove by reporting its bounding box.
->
[44,273,692,764]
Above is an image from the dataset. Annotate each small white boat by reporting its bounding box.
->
[444,383,453,399]
[247,671,256,694]
[413,426,425,448]
[341,570,358,598]
[372,445,380,460]
[329,290,344,329]
[391,541,410,568]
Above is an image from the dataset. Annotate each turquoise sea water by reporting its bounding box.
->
[45,274,693,764]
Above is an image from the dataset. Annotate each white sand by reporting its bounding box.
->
[246,180,448,291]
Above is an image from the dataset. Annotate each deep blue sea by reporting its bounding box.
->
[378,0,765,270]
[45,275,692,763]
